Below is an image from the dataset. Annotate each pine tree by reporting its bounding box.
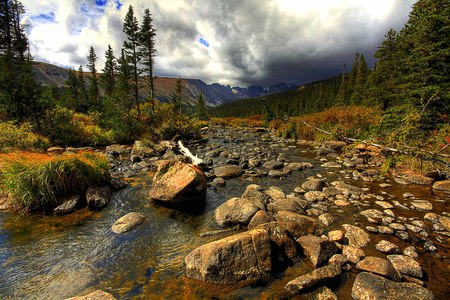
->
[116,49,133,113]
[123,5,141,115]
[66,68,80,109]
[139,8,157,114]
[87,46,100,109]
[335,63,346,105]
[345,53,360,101]
[195,93,208,120]
[77,65,88,112]
[100,44,116,97]
[350,54,369,104]
[173,77,182,114]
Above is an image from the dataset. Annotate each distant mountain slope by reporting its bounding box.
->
[31,61,297,106]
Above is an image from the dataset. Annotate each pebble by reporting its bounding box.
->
[375,240,401,254]
[403,246,419,259]
[389,223,406,231]
[378,226,395,235]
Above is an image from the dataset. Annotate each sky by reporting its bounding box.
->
[22,0,416,88]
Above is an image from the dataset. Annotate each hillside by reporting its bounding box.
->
[32,62,296,107]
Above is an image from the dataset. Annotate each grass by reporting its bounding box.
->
[0,152,110,211]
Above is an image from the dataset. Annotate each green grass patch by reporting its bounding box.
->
[0,152,110,211]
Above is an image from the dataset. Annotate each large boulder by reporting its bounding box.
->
[267,198,305,214]
[275,211,324,239]
[256,221,298,262]
[185,229,271,284]
[356,256,401,281]
[248,210,274,229]
[86,186,112,210]
[432,180,450,192]
[387,255,423,279]
[111,212,145,234]
[215,197,260,227]
[351,272,434,300]
[342,224,370,249]
[213,165,243,178]
[297,235,339,267]
[285,263,342,294]
[148,160,206,204]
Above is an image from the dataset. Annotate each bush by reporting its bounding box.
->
[0,122,50,152]
[0,152,110,211]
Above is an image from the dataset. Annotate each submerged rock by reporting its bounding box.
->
[86,186,112,210]
[185,229,271,284]
[351,272,433,300]
[215,197,260,227]
[111,212,145,234]
[54,195,82,215]
[285,263,342,294]
[148,160,206,204]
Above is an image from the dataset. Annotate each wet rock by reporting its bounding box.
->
[432,179,450,192]
[389,223,406,231]
[360,209,384,219]
[268,170,287,178]
[334,199,351,207]
[297,235,339,267]
[322,141,347,150]
[215,197,260,227]
[65,290,117,300]
[387,255,422,279]
[439,216,450,231]
[329,254,347,266]
[365,226,378,233]
[265,186,286,201]
[130,154,142,163]
[321,162,341,168]
[376,201,393,209]
[351,272,434,300]
[405,224,422,233]
[275,211,324,239]
[333,181,363,195]
[256,222,298,262]
[108,177,128,191]
[304,191,326,202]
[213,165,243,178]
[403,246,419,259]
[284,162,313,172]
[111,212,145,234]
[318,213,335,227]
[212,177,226,188]
[395,231,410,241]
[54,195,82,215]
[86,186,112,210]
[342,224,370,249]
[268,198,305,214]
[185,229,271,284]
[328,230,344,242]
[131,140,157,158]
[375,240,401,254]
[248,210,274,230]
[302,179,326,192]
[424,212,439,223]
[305,286,338,300]
[323,187,342,197]
[285,263,342,294]
[356,256,401,281]
[424,241,436,252]
[149,161,206,204]
[411,200,433,211]
[316,147,336,156]
[394,168,434,186]
[106,144,130,156]
[342,245,365,264]
[262,160,284,170]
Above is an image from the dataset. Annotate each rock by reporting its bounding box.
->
[54,195,82,215]
[321,162,341,168]
[265,186,286,201]
[262,160,284,170]
[302,179,326,192]
[387,255,423,278]
[403,246,419,259]
[305,286,337,300]
[297,235,339,267]
[111,212,145,234]
[342,245,365,264]
[432,179,450,192]
[323,187,342,197]
[378,226,395,235]
[424,212,439,223]
[108,177,128,191]
[318,213,335,226]
[375,240,401,254]
[329,254,347,266]
[322,141,347,150]
[333,181,363,195]
[86,186,112,210]
[248,158,261,168]
[268,170,286,178]
[185,229,271,284]
[213,165,243,178]
[304,191,326,202]
[284,162,313,172]
[439,216,450,231]
[131,140,156,158]
[47,146,65,152]
[395,168,434,185]
[316,147,336,156]
[411,200,433,211]
[342,224,370,249]
[268,198,305,214]
[248,210,274,229]
[65,290,117,300]
[351,272,433,300]
[215,197,260,227]
[334,199,351,207]
[328,230,344,242]
[212,177,226,187]
[149,160,206,204]
[242,187,266,202]
[375,201,393,209]
[275,211,324,239]
[389,223,406,231]
[256,222,298,262]
[285,263,342,294]
[105,144,130,156]
[356,256,401,281]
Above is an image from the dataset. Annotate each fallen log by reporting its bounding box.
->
[177,140,203,166]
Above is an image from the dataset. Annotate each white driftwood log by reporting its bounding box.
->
[178,140,203,165]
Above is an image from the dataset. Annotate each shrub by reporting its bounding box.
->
[0,122,50,152]
[0,152,110,211]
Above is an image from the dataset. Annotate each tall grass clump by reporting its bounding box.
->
[0,122,50,152]
[0,152,110,211]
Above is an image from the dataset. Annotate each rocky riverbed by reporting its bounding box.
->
[1,126,449,299]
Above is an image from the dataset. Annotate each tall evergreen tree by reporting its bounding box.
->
[139,8,157,114]
[335,63,346,105]
[195,93,208,120]
[86,46,100,109]
[77,65,88,112]
[116,49,133,113]
[66,68,80,109]
[173,77,182,114]
[100,44,117,97]
[123,5,141,115]
[345,52,360,102]
[350,54,369,103]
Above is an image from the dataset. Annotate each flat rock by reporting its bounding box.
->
[321,162,341,168]
[275,211,324,239]
[297,235,339,267]
[305,286,338,300]
[185,229,271,284]
[54,195,82,215]
[302,179,326,192]
[213,165,243,178]
[111,212,145,234]
[342,224,370,249]
[285,263,342,294]
[375,240,401,254]
[432,179,450,192]
[375,201,393,209]
[356,256,401,281]
[387,254,423,278]
[65,290,116,300]
[342,245,365,264]
[215,197,260,227]
[439,216,450,231]
[411,200,433,211]
[262,160,284,170]
[285,162,313,172]
[265,186,286,200]
[268,198,305,214]
[351,272,433,300]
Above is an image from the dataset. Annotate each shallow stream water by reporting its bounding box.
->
[0,128,449,299]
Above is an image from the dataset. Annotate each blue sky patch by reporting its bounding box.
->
[115,0,123,10]
[37,12,55,22]
[198,38,210,48]
[95,0,108,6]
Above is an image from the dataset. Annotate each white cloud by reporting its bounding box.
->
[22,0,415,86]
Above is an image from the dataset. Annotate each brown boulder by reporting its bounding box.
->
[86,186,112,210]
[432,179,450,192]
[275,211,324,239]
[185,229,271,284]
[285,263,342,294]
[356,256,401,281]
[149,160,206,203]
[342,224,370,249]
[215,197,260,227]
[297,235,339,267]
[213,165,243,178]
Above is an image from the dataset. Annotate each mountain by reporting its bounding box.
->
[31,62,297,106]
